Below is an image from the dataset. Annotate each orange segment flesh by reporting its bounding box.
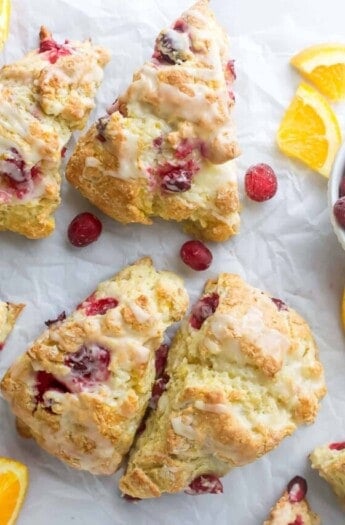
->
[0,458,28,525]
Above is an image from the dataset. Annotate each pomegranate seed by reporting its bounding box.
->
[244,163,278,202]
[180,240,213,271]
[64,344,110,390]
[45,311,66,327]
[271,297,288,311]
[36,371,70,404]
[190,293,219,329]
[329,442,345,451]
[78,293,118,316]
[185,475,223,495]
[288,516,304,525]
[339,175,345,197]
[333,197,345,228]
[287,476,307,503]
[149,373,170,409]
[226,59,236,80]
[155,344,169,377]
[173,19,189,32]
[68,212,102,247]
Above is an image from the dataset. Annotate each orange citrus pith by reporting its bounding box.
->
[291,44,345,101]
[277,83,341,177]
[0,458,28,525]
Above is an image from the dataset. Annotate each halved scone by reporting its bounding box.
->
[0,301,24,350]
[1,258,188,475]
[310,441,345,506]
[119,274,326,498]
[66,0,240,242]
[264,476,320,525]
[0,26,109,238]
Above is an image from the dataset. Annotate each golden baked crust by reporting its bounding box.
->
[1,258,188,475]
[0,26,109,238]
[310,442,345,506]
[119,274,326,498]
[0,301,24,350]
[264,479,320,525]
[66,0,240,242]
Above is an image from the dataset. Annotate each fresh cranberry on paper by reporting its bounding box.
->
[67,212,102,247]
[180,240,213,271]
[244,163,278,202]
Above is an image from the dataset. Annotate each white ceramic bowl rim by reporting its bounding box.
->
[328,141,345,251]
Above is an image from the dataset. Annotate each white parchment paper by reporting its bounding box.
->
[1,0,345,523]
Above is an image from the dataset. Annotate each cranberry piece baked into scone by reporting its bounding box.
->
[0,301,24,350]
[310,441,345,505]
[263,476,320,525]
[66,0,240,242]
[0,26,109,238]
[1,258,188,474]
[119,274,326,498]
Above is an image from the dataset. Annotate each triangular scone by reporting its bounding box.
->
[1,258,188,475]
[66,0,240,242]
[0,301,24,350]
[264,476,320,525]
[0,27,109,238]
[310,441,345,506]
[119,274,326,498]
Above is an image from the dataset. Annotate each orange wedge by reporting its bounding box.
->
[277,83,342,177]
[291,44,345,101]
[0,457,28,525]
[0,0,10,50]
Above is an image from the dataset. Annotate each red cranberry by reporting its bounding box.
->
[96,116,109,143]
[244,163,278,202]
[288,517,304,525]
[149,373,170,409]
[45,311,66,327]
[175,139,195,159]
[67,212,102,247]
[226,60,236,81]
[155,344,169,377]
[339,175,345,197]
[287,476,307,503]
[329,442,345,451]
[61,147,67,158]
[271,297,288,311]
[185,475,223,495]
[153,31,189,65]
[157,159,199,193]
[333,197,345,228]
[173,19,189,32]
[190,293,219,330]
[153,136,163,149]
[78,293,118,316]
[64,344,110,390]
[39,38,71,64]
[180,240,213,271]
[36,371,70,404]
[0,343,4,351]
[0,148,40,199]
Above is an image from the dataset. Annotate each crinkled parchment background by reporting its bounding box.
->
[1,0,345,523]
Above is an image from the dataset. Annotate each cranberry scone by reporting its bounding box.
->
[0,301,24,350]
[66,0,240,242]
[310,441,345,505]
[1,258,188,474]
[0,26,109,238]
[264,476,320,525]
[119,274,326,498]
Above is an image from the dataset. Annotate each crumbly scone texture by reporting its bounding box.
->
[0,301,24,349]
[0,26,109,238]
[66,0,240,242]
[310,444,345,505]
[263,490,320,525]
[1,258,188,475]
[119,274,326,498]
